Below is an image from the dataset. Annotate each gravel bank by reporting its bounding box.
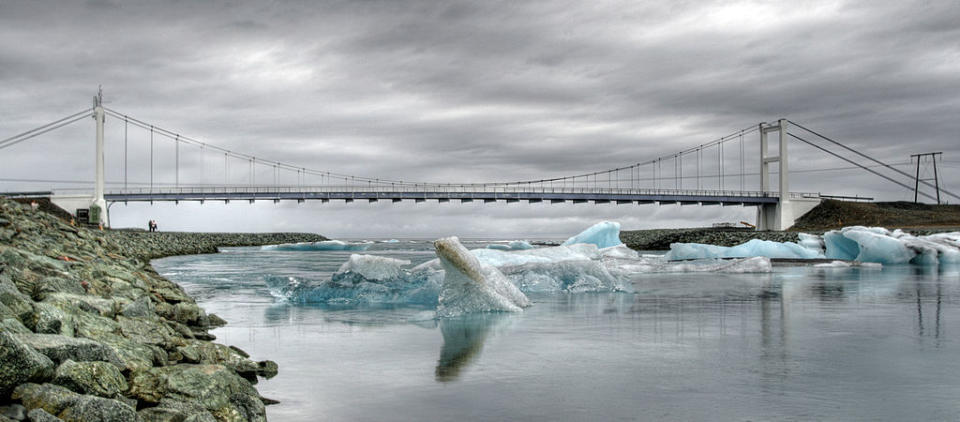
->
[0,198,323,421]
[620,228,803,251]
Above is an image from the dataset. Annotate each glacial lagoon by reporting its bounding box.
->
[154,239,960,421]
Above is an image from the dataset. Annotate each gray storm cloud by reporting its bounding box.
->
[0,0,958,236]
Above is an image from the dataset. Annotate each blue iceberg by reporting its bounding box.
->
[824,227,960,265]
[562,221,623,249]
[664,226,960,265]
[666,238,823,261]
[267,253,442,305]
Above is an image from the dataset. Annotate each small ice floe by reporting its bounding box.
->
[485,240,535,251]
[261,239,372,251]
[814,260,852,268]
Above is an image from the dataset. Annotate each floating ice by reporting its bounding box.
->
[383,239,400,243]
[664,226,960,265]
[266,255,441,305]
[261,240,372,251]
[666,238,823,261]
[435,237,531,318]
[824,227,960,265]
[337,254,411,281]
[814,260,852,268]
[268,222,780,310]
[486,240,534,251]
[562,221,623,249]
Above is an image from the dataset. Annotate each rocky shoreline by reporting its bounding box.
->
[0,198,324,422]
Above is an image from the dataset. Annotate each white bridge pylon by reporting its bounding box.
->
[757,119,820,231]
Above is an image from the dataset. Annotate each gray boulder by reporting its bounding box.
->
[0,331,55,397]
[53,360,128,398]
[16,333,124,369]
[13,383,137,422]
[26,408,61,422]
[0,404,26,421]
[121,297,155,318]
[30,303,74,336]
[127,364,265,422]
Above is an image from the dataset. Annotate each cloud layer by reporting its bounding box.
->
[1,0,958,236]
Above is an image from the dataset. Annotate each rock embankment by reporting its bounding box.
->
[102,231,327,261]
[0,198,320,422]
[620,228,802,251]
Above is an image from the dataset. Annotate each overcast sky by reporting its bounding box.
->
[1,0,958,238]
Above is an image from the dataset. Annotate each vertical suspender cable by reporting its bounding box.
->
[123,116,128,190]
[739,133,744,191]
[175,135,180,188]
[149,125,154,192]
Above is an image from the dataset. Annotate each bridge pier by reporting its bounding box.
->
[757,198,821,231]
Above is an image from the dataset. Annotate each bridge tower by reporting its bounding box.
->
[92,89,107,225]
[757,119,820,231]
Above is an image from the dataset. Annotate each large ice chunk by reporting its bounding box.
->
[665,239,823,260]
[261,240,372,251]
[562,221,623,249]
[434,236,531,318]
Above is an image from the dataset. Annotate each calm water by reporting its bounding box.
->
[153,240,960,421]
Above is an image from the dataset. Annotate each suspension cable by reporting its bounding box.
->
[0,109,93,151]
[789,119,959,201]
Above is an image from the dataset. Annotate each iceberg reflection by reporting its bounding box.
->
[435,313,510,382]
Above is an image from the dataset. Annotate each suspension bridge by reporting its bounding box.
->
[2,91,955,230]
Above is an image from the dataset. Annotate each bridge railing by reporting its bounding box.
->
[75,185,821,199]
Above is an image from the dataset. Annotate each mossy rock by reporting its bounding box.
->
[53,360,128,398]
[0,331,55,397]
[13,383,137,422]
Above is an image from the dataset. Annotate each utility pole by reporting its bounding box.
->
[912,152,942,204]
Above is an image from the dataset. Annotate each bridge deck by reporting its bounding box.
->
[102,190,788,205]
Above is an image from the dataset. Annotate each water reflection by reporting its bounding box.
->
[435,313,510,382]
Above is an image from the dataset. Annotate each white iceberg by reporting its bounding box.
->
[435,237,531,318]
[562,221,623,249]
[261,239,372,251]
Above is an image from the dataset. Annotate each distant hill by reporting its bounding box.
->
[789,199,960,231]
